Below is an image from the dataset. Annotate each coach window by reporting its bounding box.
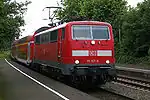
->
[62,28,65,39]
[19,37,25,44]
[35,35,40,44]
[50,30,58,42]
[21,37,27,44]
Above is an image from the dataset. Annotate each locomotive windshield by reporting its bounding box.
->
[72,25,109,40]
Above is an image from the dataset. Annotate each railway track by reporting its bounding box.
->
[82,86,133,100]
[115,75,150,92]
[99,87,134,100]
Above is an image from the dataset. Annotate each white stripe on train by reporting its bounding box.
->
[72,50,112,56]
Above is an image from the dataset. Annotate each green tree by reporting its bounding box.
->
[57,0,127,39]
[121,0,150,57]
[0,0,31,50]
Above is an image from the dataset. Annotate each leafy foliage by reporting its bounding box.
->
[121,0,150,57]
[0,0,31,50]
[57,0,127,37]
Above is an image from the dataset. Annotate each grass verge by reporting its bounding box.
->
[116,55,150,69]
[0,51,10,59]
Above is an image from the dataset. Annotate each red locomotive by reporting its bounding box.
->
[11,21,116,85]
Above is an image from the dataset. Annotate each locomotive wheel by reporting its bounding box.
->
[35,63,42,72]
[29,62,35,69]
[69,75,90,88]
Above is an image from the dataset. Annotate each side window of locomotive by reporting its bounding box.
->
[41,33,49,44]
[50,30,58,42]
[41,35,44,44]
[35,35,40,44]
[62,28,65,40]
[44,33,49,43]
[45,33,49,43]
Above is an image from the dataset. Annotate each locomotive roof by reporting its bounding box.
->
[35,21,111,36]
[35,23,67,36]
[35,26,50,33]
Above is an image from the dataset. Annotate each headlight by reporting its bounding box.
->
[91,40,95,45]
[106,60,110,64]
[75,60,80,64]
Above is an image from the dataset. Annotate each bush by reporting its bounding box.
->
[116,55,135,64]
[148,48,150,56]
[116,54,150,65]
[134,45,149,57]
[115,44,150,65]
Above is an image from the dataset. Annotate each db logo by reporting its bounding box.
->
[89,50,97,56]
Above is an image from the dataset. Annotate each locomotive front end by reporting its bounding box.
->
[63,21,116,85]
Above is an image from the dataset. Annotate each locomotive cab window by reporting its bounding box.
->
[72,25,110,40]
[41,32,49,44]
[73,26,91,39]
[92,26,109,40]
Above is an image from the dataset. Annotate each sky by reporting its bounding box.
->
[16,0,144,38]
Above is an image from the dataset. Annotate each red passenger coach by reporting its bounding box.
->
[32,21,116,85]
[11,26,50,65]
[11,36,34,64]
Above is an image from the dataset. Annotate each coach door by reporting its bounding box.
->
[27,42,30,63]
